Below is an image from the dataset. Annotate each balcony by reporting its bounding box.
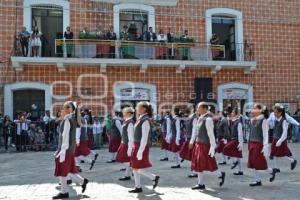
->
[11,39,256,74]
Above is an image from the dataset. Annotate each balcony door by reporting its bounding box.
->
[32,5,63,57]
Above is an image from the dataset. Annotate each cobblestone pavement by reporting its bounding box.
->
[0,144,300,200]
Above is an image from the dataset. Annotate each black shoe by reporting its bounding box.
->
[231,161,239,169]
[129,187,143,193]
[52,193,69,199]
[67,180,72,185]
[89,160,95,170]
[291,160,297,170]
[153,176,160,189]
[233,171,244,176]
[249,181,262,187]
[119,176,131,181]
[120,168,126,171]
[171,165,181,169]
[106,160,116,163]
[78,168,82,173]
[80,160,85,163]
[269,155,274,160]
[219,172,226,186]
[188,174,197,178]
[218,161,227,165]
[270,169,276,182]
[191,184,205,190]
[274,168,281,173]
[81,178,89,193]
[160,157,168,161]
[94,153,99,161]
[181,159,185,163]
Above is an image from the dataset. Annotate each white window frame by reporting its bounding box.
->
[217,82,253,112]
[113,3,155,38]
[4,82,52,118]
[206,8,244,61]
[24,0,70,34]
[113,82,157,114]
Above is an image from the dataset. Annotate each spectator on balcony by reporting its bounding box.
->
[144,27,157,42]
[210,33,220,45]
[64,26,74,57]
[210,33,221,60]
[19,27,30,57]
[180,30,190,60]
[157,29,168,59]
[30,26,42,57]
[128,23,138,41]
[120,25,129,41]
[80,27,90,58]
[106,26,117,58]
[167,28,174,59]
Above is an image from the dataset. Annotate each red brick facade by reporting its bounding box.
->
[0,0,300,116]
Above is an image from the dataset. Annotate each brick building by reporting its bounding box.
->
[0,0,299,118]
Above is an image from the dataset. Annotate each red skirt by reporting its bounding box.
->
[247,142,268,170]
[191,142,218,172]
[271,139,292,157]
[130,142,152,169]
[108,136,121,153]
[169,138,181,153]
[223,140,242,158]
[161,132,169,150]
[116,143,130,163]
[216,138,226,153]
[179,141,193,161]
[54,152,78,177]
[75,140,91,157]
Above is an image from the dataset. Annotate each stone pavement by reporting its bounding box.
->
[0,144,300,200]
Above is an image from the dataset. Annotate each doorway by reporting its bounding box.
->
[13,89,45,120]
[32,5,63,57]
[212,16,236,61]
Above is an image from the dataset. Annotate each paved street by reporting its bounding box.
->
[0,144,300,200]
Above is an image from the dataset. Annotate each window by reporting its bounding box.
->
[113,3,155,39]
[206,8,244,61]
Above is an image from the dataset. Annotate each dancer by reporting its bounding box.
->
[53,101,88,199]
[107,111,122,163]
[168,108,182,168]
[179,108,198,177]
[223,108,244,175]
[269,104,297,172]
[160,111,172,161]
[116,107,135,181]
[247,103,277,187]
[215,111,230,165]
[189,102,225,190]
[74,113,98,171]
[129,101,160,193]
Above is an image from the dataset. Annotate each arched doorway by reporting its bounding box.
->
[4,82,52,119]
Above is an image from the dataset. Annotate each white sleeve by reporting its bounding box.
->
[267,112,275,128]
[116,120,122,134]
[238,122,244,144]
[175,119,181,141]
[138,120,150,153]
[127,123,134,149]
[76,127,81,144]
[166,118,171,139]
[61,119,70,152]
[206,118,216,148]
[262,119,269,146]
[191,118,198,138]
[278,120,288,143]
[190,120,199,144]
[285,113,300,126]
